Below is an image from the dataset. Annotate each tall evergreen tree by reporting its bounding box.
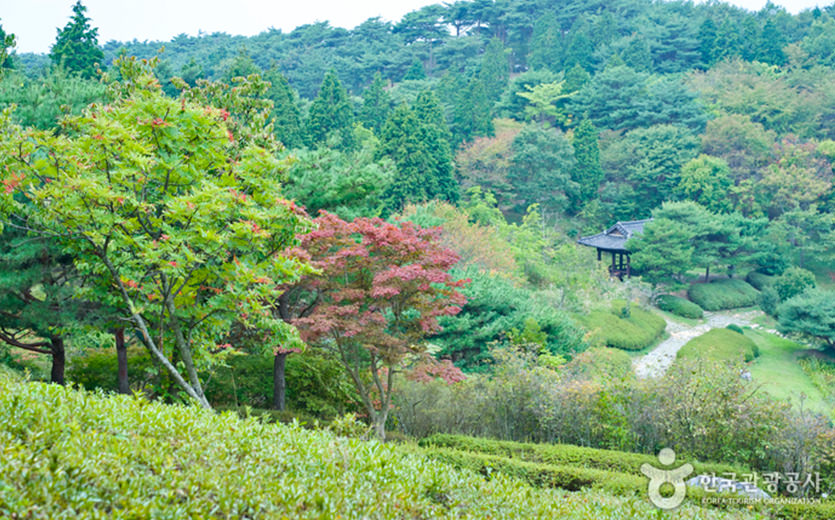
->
[359,72,392,133]
[223,48,260,82]
[451,76,494,144]
[0,22,15,72]
[403,58,426,80]
[265,69,303,149]
[49,1,103,79]
[479,38,510,102]
[571,119,604,210]
[179,57,204,87]
[758,19,787,65]
[306,70,355,149]
[378,104,429,211]
[528,11,563,73]
[413,90,458,203]
[698,18,719,67]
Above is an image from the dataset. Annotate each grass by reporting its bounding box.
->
[746,329,832,417]
[0,371,764,519]
[677,328,759,363]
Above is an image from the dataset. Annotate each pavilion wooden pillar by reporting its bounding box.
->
[626,254,631,278]
[597,249,602,261]
[611,252,616,276]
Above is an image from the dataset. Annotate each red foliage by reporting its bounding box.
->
[408,359,467,384]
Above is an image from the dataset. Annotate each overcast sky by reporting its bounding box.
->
[2,0,829,54]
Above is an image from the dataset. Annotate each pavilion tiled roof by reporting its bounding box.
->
[577,219,652,253]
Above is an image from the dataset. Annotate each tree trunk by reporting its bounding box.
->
[49,336,65,385]
[273,351,287,411]
[115,328,129,394]
[373,411,387,442]
[705,265,710,282]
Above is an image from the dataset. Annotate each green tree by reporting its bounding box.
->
[403,58,426,80]
[49,1,104,79]
[359,72,392,133]
[306,70,355,149]
[773,267,817,302]
[528,11,562,73]
[0,58,311,408]
[179,58,204,87]
[479,38,509,102]
[508,124,577,216]
[222,48,260,82]
[0,22,15,72]
[451,76,494,144]
[676,155,733,213]
[627,217,695,291]
[570,119,603,210]
[777,289,835,353]
[264,69,303,149]
[413,90,458,203]
[515,81,571,127]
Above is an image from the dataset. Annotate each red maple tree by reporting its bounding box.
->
[284,212,467,439]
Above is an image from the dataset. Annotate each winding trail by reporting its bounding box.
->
[633,309,770,379]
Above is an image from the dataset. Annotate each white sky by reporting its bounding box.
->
[1,0,829,54]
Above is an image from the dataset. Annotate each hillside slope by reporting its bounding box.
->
[0,374,756,519]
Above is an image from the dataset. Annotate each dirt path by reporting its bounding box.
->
[633,309,769,379]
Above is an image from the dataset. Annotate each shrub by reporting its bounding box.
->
[677,329,759,363]
[746,270,775,291]
[726,324,745,334]
[760,286,781,316]
[773,266,817,302]
[1,374,681,519]
[561,347,634,381]
[688,279,760,311]
[67,347,159,395]
[656,294,704,319]
[578,300,666,351]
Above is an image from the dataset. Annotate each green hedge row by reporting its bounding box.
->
[577,301,666,351]
[677,328,760,363]
[2,375,683,519]
[746,271,775,291]
[418,434,746,477]
[656,294,704,319]
[688,279,760,311]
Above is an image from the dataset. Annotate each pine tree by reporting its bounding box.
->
[528,11,563,73]
[179,57,204,87]
[571,119,604,210]
[451,76,494,145]
[378,104,430,212]
[562,64,589,94]
[698,18,719,67]
[0,22,15,71]
[306,70,355,149]
[403,58,426,80]
[265,69,303,149]
[479,38,510,102]
[359,72,392,133]
[49,1,103,79]
[758,19,786,65]
[413,90,458,203]
[223,48,260,82]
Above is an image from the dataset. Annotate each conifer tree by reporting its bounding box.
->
[413,90,458,203]
[49,1,103,79]
[479,38,509,102]
[571,119,604,210]
[378,104,429,211]
[306,70,355,149]
[528,11,562,73]
[403,58,426,80]
[359,72,392,133]
[265,69,303,149]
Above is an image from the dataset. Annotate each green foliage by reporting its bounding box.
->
[264,69,303,149]
[677,328,759,363]
[570,119,603,210]
[676,155,733,213]
[497,69,558,121]
[726,324,745,335]
[507,124,577,216]
[0,69,106,130]
[777,289,835,351]
[284,145,393,220]
[0,23,16,73]
[359,72,392,133]
[578,301,666,351]
[746,271,775,291]
[305,69,355,149]
[478,38,509,102]
[561,347,634,381]
[49,1,104,79]
[773,266,817,302]
[688,279,760,311]
[760,287,781,317]
[67,346,158,394]
[203,353,358,418]
[0,374,659,519]
[655,294,704,319]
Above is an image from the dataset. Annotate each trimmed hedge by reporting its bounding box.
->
[418,434,747,478]
[0,375,695,519]
[688,279,760,311]
[577,301,666,351]
[677,328,760,363]
[746,271,775,291]
[656,294,704,319]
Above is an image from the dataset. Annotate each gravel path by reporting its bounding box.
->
[633,309,769,379]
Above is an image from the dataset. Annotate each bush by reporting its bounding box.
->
[688,279,760,311]
[204,352,359,418]
[677,328,759,363]
[726,323,744,334]
[760,286,781,316]
[0,374,670,519]
[67,347,159,395]
[578,300,666,351]
[773,266,817,302]
[561,347,634,381]
[746,270,775,291]
[656,294,704,319]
